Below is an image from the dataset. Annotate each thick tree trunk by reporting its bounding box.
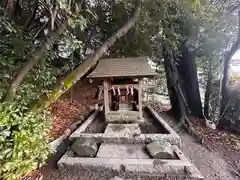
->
[221,10,240,114]
[204,65,213,119]
[30,0,142,110]
[2,23,66,102]
[161,12,189,121]
[164,50,203,139]
[177,45,203,118]
[164,55,179,116]
[163,45,188,122]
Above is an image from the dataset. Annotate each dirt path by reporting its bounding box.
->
[160,113,239,180]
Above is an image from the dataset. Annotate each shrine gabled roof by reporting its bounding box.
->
[87,57,157,78]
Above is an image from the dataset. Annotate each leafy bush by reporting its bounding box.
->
[218,89,240,134]
[0,103,53,180]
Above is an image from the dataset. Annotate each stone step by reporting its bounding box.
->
[58,146,204,179]
[97,143,149,159]
[105,111,143,123]
[104,124,141,136]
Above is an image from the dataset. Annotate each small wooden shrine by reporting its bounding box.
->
[88,57,156,122]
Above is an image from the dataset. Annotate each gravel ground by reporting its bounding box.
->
[160,112,240,180]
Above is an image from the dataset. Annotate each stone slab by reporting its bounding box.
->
[105,111,143,123]
[104,124,141,136]
[58,156,203,179]
[97,143,149,159]
[70,133,181,147]
[58,146,203,179]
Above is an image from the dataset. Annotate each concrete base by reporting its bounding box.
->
[97,143,149,159]
[58,146,203,179]
[104,124,141,136]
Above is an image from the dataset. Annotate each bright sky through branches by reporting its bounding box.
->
[232,49,240,60]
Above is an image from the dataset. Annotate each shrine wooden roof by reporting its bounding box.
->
[87,57,157,78]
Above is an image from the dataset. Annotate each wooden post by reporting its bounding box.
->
[103,80,109,115]
[97,86,103,100]
[138,79,143,118]
[108,90,112,111]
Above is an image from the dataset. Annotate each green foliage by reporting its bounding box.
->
[0,103,53,180]
[0,28,34,99]
[16,59,58,105]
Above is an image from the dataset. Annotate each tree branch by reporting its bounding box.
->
[193,1,240,53]
[221,9,240,111]
[31,0,142,110]
[33,21,48,39]
[2,22,66,102]
[49,1,58,31]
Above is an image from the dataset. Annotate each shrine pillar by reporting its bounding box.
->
[103,80,109,115]
[138,79,143,118]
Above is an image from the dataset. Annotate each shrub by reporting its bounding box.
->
[0,103,53,180]
[218,89,240,134]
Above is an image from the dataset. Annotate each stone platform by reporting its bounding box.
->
[58,106,203,179]
[59,145,203,179]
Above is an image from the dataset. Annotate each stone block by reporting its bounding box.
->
[147,141,173,159]
[104,124,141,136]
[110,176,132,180]
[105,111,143,123]
[97,143,149,158]
[71,139,98,157]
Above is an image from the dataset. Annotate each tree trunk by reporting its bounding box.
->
[163,45,188,122]
[164,50,203,139]
[221,10,240,114]
[204,65,213,119]
[2,23,66,102]
[177,45,203,117]
[30,0,142,110]
[164,55,179,116]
